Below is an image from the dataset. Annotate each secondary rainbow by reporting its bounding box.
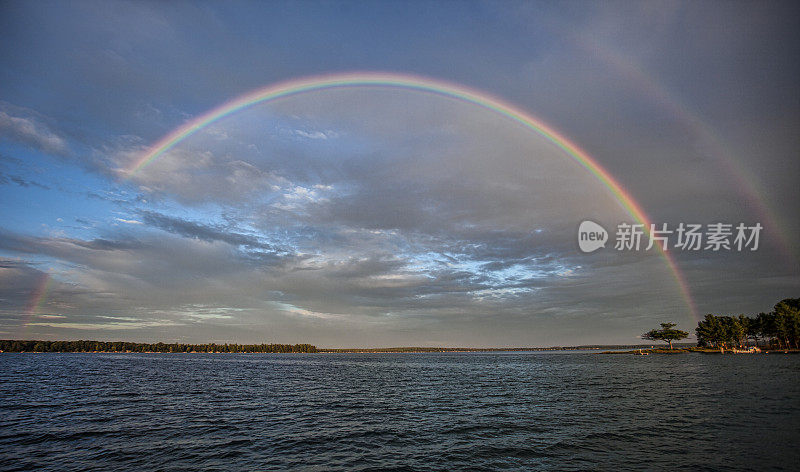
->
[128,71,698,320]
[574,38,796,264]
[17,272,52,336]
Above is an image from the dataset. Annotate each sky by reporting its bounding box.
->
[0,0,798,347]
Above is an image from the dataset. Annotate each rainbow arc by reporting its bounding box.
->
[126,72,698,321]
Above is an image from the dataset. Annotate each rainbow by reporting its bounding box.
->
[26,272,51,315]
[128,71,698,320]
[573,38,796,265]
[17,272,51,336]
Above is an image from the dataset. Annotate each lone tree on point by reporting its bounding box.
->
[642,322,689,349]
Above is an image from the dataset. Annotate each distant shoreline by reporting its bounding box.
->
[316,345,691,353]
[4,348,799,354]
[0,339,697,354]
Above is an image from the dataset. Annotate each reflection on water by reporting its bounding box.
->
[1,352,798,471]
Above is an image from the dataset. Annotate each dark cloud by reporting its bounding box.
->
[0,153,23,166]
[139,210,277,252]
[71,238,145,251]
[0,171,51,190]
[0,1,797,345]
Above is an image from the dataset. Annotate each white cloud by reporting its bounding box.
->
[114,218,143,225]
[0,106,68,155]
[273,302,346,320]
[293,129,338,140]
[26,319,178,330]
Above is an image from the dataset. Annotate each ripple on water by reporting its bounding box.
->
[0,352,798,471]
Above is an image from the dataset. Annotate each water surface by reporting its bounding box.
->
[1,352,798,471]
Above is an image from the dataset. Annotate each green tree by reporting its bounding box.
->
[774,298,800,349]
[642,322,689,349]
[730,316,747,348]
[696,314,721,347]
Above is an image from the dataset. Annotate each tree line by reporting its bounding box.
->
[0,340,317,353]
[695,298,799,349]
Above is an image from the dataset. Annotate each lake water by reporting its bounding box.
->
[1,352,798,471]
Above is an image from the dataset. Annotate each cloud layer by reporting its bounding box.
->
[0,1,797,346]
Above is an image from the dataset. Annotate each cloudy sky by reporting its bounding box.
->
[1,1,798,347]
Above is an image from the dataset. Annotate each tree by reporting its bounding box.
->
[736,315,751,347]
[642,322,689,349]
[774,298,800,349]
[696,314,722,347]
